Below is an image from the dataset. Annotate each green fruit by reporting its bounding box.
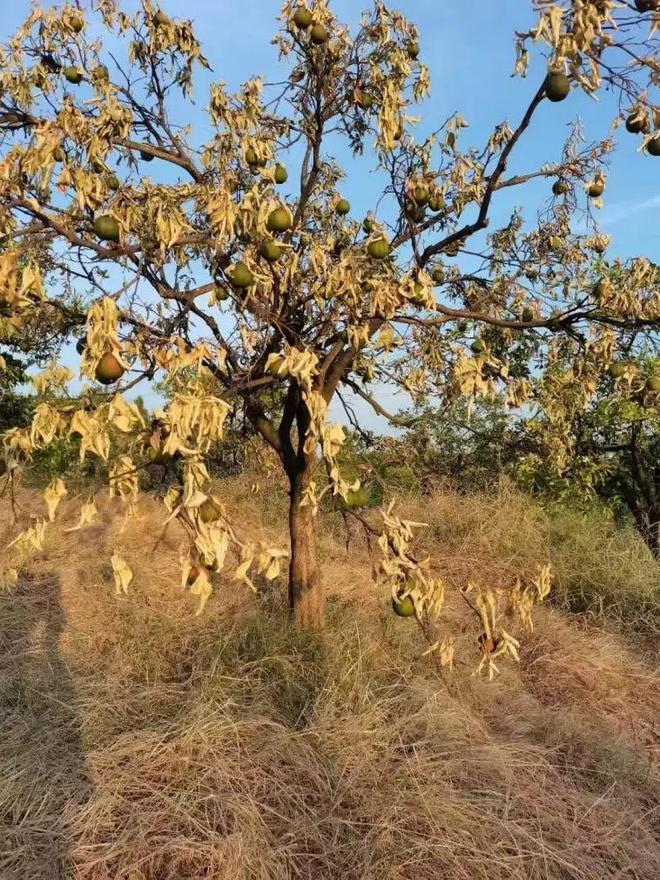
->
[428,194,444,212]
[140,149,154,162]
[522,307,535,323]
[647,135,660,157]
[588,180,605,197]
[266,207,292,232]
[229,261,255,288]
[153,10,170,27]
[407,41,420,59]
[214,286,229,302]
[552,179,569,196]
[548,235,563,251]
[625,112,647,134]
[413,185,429,206]
[292,7,313,28]
[198,499,221,523]
[344,487,370,509]
[363,217,375,234]
[245,146,259,166]
[406,203,426,223]
[91,160,106,173]
[310,23,329,44]
[75,336,86,355]
[356,90,374,110]
[646,376,660,392]
[274,163,288,184]
[367,238,390,259]
[392,595,415,618]
[432,267,445,285]
[93,65,109,82]
[260,239,283,262]
[106,173,120,191]
[336,198,350,216]
[93,214,120,242]
[64,66,83,85]
[608,362,626,379]
[52,145,65,163]
[544,71,570,102]
[95,353,124,385]
[70,13,84,33]
[471,338,486,355]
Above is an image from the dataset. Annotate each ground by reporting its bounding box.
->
[0,477,659,879]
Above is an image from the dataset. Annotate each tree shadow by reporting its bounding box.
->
[0,573,91,878]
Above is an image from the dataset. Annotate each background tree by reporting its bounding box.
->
[0,2,658,661]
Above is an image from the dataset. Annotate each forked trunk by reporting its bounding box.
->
[288,471,324,627]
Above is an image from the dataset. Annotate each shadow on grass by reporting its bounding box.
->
[0,573,91,879]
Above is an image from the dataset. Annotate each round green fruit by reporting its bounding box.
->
[70,13,84,33]
[588,180,605,198]
[93,214,120,242]
[64,66,83,85]
[292,7,313,28]
[428,194,444,212]
[274,163,288,184]
[363,217,375,234]
[367,238,390,259]
[93,65,109,82]
[356,90,374,110]
[548,235,563,251]
[266,207,292,232]
[140,149,154,162]
[432,267,445,285]
[229,261,255,289]
[471,338,486,355]
[52,145,65,163]
[95,353,124,385]
[413,185,429,206]
[608,362,626,379]
[310,23,329,44]
[392,595,415,618]
[647,135,660,157]
[335,198,350,216]
[260,239,283,262]
[625,113,647,134]
[407,41,420,60]
[345,487,370,509]
[552,179,569,196]
[198,499,221,524]
[544,71,570,102]
[646,375,660,392]
[245,146,259,166]
[106,173,120,191]
[522,307,535,323]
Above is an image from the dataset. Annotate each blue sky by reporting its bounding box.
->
[4,1,659,429]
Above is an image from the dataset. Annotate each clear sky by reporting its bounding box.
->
[4,1,659,429]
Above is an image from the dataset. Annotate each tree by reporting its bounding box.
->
[517,352,660,558]
[0,1,658,654]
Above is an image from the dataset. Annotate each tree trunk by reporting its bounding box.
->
[288,469,324,627]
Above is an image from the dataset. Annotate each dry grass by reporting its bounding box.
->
[1,479,659,879]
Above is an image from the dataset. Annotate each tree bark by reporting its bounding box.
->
[288,466,324,627]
